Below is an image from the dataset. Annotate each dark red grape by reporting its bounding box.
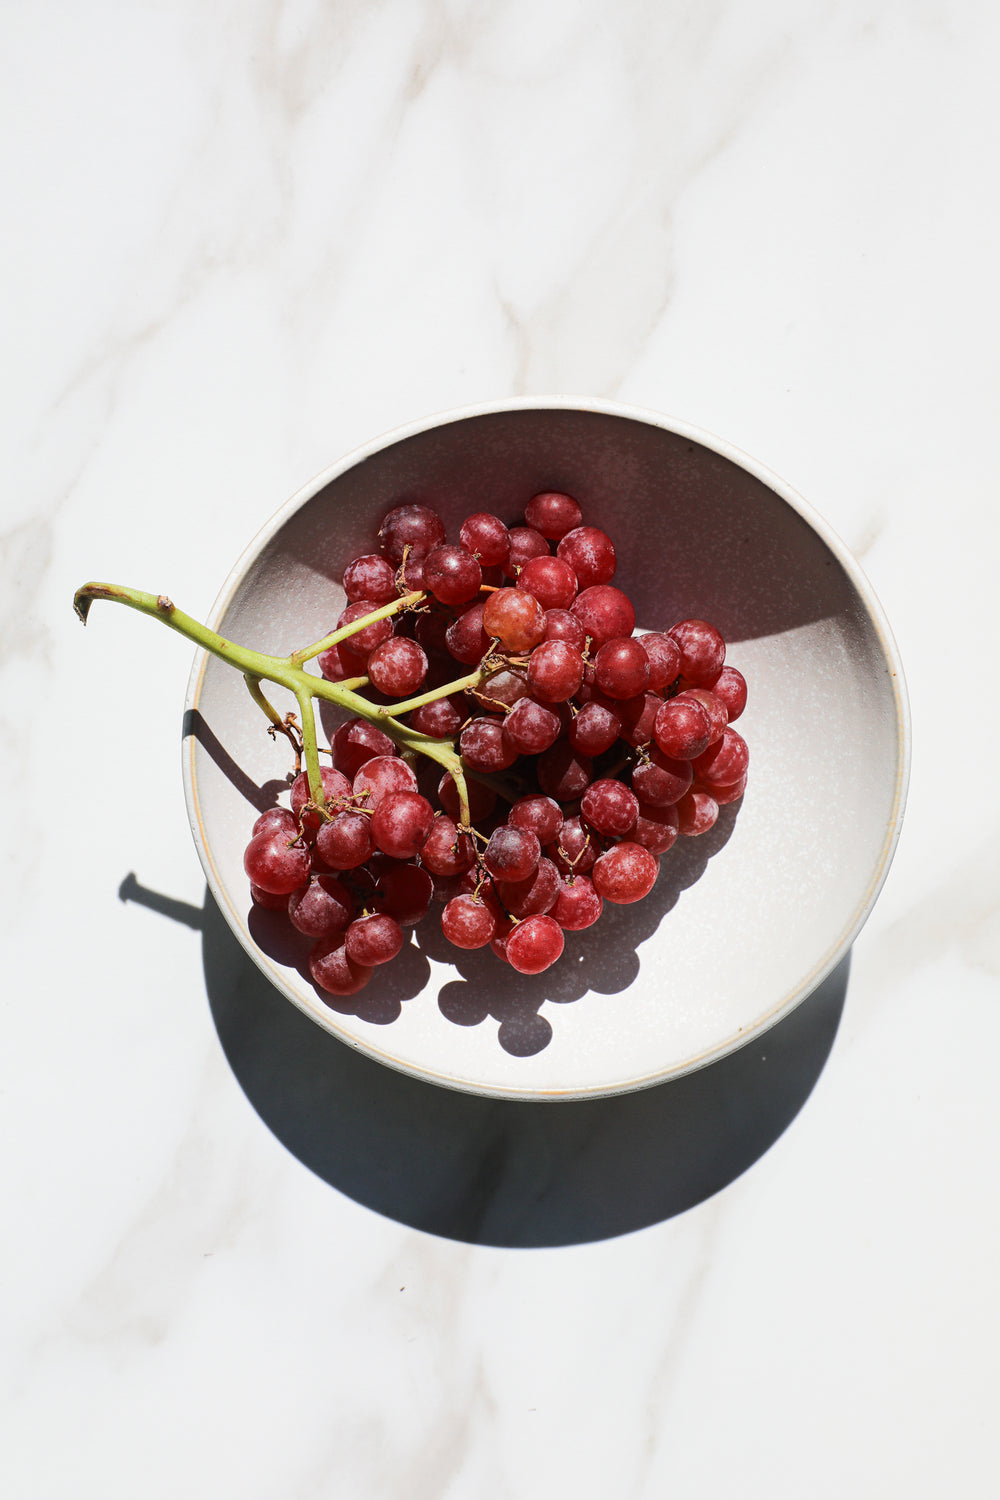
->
[378,504,447,564]
[594,636,650,700]
[515,555,578,611]
[309,933,372,995]
[570,584,636,649]
[333,718,397,779]
[243,828,311,895]
[668,619,726,686]
[423,543,483,607]
[345,912,404,966]
[556,525,616,589]
[524,491,583,540]
[459,513,510,567]
[484,825,541,882]
[371,789,435,859]
[550,875,603,931]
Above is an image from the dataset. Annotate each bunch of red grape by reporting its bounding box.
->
[242,491,749,997]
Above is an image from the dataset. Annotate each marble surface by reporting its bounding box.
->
[3,2,998,1495]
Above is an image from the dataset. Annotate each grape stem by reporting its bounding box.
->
[73,582,489,826]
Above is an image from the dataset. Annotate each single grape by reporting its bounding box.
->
[550,875,603,931]
[309,933,372,996]
[568,698,622,757]
[250,882,290,911]
[343,554,398,605]
[352,755,419,808]
[652,696,711,760]
[288,875,356,937]
[290,767,352,830]
[591,843,659,904]
[243,828,311,895]
[546,815,598,876]
[484,824,541,882]
[502,527,550,578]
[333,717,398,779]
[419,815,477,877]
[378,504,447,564]
[675,788,719,836]
[408,692,467,739]
[460,715,518,772]
[459,512,511,567]
[570,584,636,649]
[630,747,693,806]
[366,636,428,697]
[639,631,682,692]
[469,664,530,711]
[508,794,562,845]
[396,552,426,591]
[481,587,545,652]
[371,789,436,859]
[668,619,726,686]
[542,608,588,651]
[702,771,746,805]
[441,894,500,949]
[616,691,662,749]
[524,491,583,540]
[445,600,491,665]
[526,639,585,703]
[594,636,650,700]
[706,664,747,721]
[692,726,749,786]
[314,810,375,870]
[502,696,564,756]
[252,807,298,838]
[335,599,393,660]
[515,555,578,611]
[580,778,640,838]
[423,543,483,607]
[319,639,368,682]
[345,912,404,966]
[631,802,679,855]
[505,915,565,974]
[556,525,616,589]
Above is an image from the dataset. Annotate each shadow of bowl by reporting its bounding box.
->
[202,889,847,1246]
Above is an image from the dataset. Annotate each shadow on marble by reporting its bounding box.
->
[193,887,847,1247]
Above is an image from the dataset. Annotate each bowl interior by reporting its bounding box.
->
[184,403,907,1099]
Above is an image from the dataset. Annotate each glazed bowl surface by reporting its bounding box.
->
[183,398,909,1100]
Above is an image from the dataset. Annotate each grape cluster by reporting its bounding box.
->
[242,492,749,996]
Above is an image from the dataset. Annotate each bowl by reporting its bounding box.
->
[182,397,909,1101]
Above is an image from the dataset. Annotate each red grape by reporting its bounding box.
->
[591,843,659,904]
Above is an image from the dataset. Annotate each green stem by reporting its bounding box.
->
[74,581,473,826]
[294,687,324,807]
[381,665,486,718]
[290,590,425,665]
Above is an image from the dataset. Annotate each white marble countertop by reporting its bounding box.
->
[4,3,999,1495]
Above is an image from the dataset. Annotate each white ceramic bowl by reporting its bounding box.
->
[183,398,909,1101]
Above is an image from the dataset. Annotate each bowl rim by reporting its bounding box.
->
[182,395,912,1100]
